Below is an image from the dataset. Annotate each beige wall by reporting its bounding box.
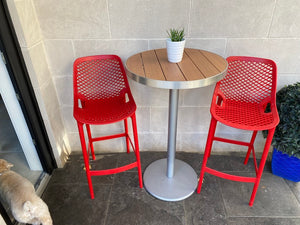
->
[7,0,300,160]
[7,0,70,167]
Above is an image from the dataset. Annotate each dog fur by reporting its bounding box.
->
[0,159,52,225]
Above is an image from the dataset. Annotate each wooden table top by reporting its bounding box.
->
[126,48,228,89]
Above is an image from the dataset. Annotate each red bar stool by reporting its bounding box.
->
[73,55,143,199]
[197,56,279,206]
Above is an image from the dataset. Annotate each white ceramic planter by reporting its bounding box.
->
[166,38,186,63]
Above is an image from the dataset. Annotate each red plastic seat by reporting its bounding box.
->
[73,55,143,199]
[197,56,279,206]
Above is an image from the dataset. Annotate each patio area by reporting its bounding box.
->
[42,151,300,225]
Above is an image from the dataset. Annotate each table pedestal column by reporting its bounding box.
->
[143,89,198,201]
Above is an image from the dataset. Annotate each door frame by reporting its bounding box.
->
[0,54,43,171]
[0,2,57,224]
[0,1,56,173]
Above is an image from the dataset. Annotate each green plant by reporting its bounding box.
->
[167,28,185,42]
[268,82,300,159]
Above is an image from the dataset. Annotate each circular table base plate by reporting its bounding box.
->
[143,158,198,201]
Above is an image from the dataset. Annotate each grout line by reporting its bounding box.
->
[267,0,278,38]
[187,0,193,38]
[105,0,112,39]
[283,179,300,206]
[224,38,228,57]
[24,39,43,51]
[103,184,113,225]
[71,39,76,59]
[103,155,118,225]
[217,177,229,220]
[67,38,162,41]
[183,197,188,225]
[41,37,300,42]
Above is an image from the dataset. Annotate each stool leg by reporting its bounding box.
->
[131,113,143,188]
[197,118,217,194]
[244,131,258,165]
[86,124,96,160]
[124,118,130,154]
[249,127,275,206]
[77,122,94,199]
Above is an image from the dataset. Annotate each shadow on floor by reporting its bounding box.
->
[42,152,300,225]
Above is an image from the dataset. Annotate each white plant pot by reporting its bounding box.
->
[166,38,186,63]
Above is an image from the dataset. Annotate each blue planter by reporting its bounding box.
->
[272,148,300,182]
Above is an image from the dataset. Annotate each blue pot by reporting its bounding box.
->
[272,148,300,182]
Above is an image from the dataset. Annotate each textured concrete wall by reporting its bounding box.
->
[7,0,71,166]
[11,0,300,154]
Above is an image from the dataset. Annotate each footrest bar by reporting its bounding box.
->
[205,167,256,183]
[214,137,251,147]
[90,162,138,176]
[92,133,126,142]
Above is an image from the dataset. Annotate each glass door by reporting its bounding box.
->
[0,1,56,223]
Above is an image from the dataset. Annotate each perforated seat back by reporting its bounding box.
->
[219,56,277,104]
[73,55,136,124]
[73,55,132,105]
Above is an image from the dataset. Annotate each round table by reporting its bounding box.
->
[126,48,228,201]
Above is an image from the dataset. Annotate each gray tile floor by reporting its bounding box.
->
[42,152,300,225]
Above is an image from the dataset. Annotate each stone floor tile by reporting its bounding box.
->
[252,218,300,225]
[227,217,300,225]
[115,152,140,173]
[206,153,272,173]
[226,217,255,225]
[176,152,202,173]
[49,153,116,185]
[116,151,167,172]
[41,152,300,225]
[285,179,300,203]
[139,151,167,171]
[106,173,185,225]
[184,175,227,225]
[219,172,300,217]
[42,183,111,225]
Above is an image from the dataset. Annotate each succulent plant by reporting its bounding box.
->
[167,28,185,42]
[269,82,300,159]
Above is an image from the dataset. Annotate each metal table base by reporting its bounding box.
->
[143,158,198,201]
[143,89,198,201]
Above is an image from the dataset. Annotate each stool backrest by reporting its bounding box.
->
[73,55,133,108]
[220,56,277,104]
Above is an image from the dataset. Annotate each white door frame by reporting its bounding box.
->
[0,51,42,171]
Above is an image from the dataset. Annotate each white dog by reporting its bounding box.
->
[0,159,52,225]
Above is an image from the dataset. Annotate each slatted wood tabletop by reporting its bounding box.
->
[126,48,228,89]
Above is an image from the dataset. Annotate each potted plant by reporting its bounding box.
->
[166,28,185,63]
[269,82,300,182]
